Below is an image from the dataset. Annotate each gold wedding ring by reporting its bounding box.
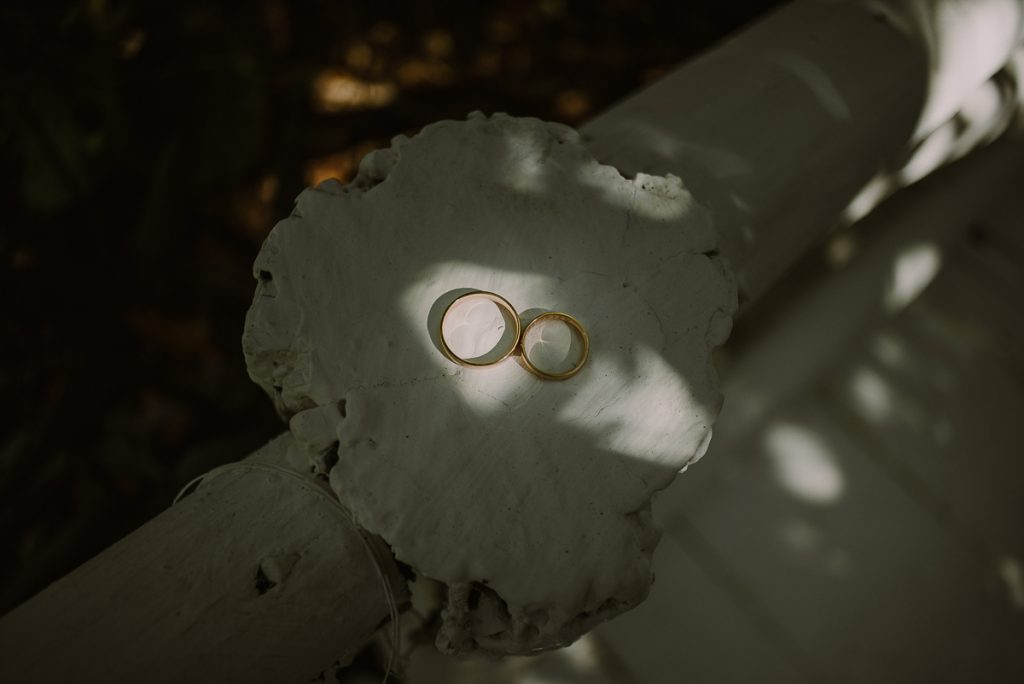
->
[438,291,590,380]
[439,291,522,367]
[519,311,590,381]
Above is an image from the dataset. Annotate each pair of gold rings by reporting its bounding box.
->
[439,291,589,381]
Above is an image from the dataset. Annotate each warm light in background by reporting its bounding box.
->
[305,142,382,187]
[555,89,592,121]
[312,69,397,112]
[396,58,454,87]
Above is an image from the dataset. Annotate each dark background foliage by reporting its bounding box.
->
[1,0,781,615]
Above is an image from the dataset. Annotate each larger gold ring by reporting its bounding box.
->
[439,291,522,367]
[519,312,590,381]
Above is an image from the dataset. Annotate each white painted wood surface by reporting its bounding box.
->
[696,132,1024,469]
[582,0,1023,301]
[590,129,1024,684]
[0,434,406,684]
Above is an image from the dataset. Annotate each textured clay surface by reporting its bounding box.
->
[243,112,736,655]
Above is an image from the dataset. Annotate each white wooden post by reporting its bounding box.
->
[0,435,408,683]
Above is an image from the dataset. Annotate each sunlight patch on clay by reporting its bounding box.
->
[575,165,695,222]
[521,317,582,375]
[400,262,554,413]
[764,422,845,505]
[559,347,695,465]
[523,318,572,367]
[402,261,704,463]
[442,299,506,360]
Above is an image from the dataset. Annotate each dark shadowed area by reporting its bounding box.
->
[0,0,782,619]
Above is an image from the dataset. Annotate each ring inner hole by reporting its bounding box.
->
[523,317,584,375]
[442,298,518,364]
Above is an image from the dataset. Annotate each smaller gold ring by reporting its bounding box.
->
[439,291,522,367]
[519,312,590,381]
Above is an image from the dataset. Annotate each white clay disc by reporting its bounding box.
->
[243,113,736,655]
